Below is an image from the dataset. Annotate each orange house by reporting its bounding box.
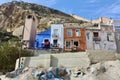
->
[64,24,86,52]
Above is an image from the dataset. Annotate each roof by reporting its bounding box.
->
[37,29,51,35]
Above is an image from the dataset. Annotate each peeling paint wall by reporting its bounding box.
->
[113,20,120,53]
[86,24,116,50]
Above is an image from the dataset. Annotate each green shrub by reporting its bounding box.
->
[0,41,33,73]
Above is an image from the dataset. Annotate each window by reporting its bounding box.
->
[87,32,89,39]
[53,29,58,34]
[27,15,32,19]
[44,39,49,42]
[67,29,72,37]
[53,39,58,47]
[76,29,80,36]
[107,33,113,41]
[93,32,99,37]
[74,41,79,46]
[27,15,35,21]
[66,41,71,48]
[53,29,59,37]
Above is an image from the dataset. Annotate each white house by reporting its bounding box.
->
[50,24,64,49]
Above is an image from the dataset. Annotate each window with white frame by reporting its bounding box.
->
[76,29,80,36]
[66,41,71,48]
[67,29,72,37]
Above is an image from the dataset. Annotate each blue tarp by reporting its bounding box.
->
[35,29,51,49]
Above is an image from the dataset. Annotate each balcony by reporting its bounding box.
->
[52,34,59,38]
[51,44,59,49]
[93,37,101,41]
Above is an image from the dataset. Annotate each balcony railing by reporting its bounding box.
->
[93,37,101,41]
[51,44,59,49]
[52,34,59,38]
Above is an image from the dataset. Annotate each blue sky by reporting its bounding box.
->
[0,0,120,20]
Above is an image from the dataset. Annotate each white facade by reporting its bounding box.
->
[86,23,116,50]
[50,24,64,49]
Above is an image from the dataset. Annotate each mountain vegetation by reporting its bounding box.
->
[0,1,85,34]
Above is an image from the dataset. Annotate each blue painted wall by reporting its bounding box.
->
[35,29,51,49]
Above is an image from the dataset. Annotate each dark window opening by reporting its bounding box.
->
[74,41,78,46]
[42,39,50,49]
[53,39,58,47]
[44,39,49,42]
[27,15,32,19]
[93,32,99,37]
[27,15,35,21]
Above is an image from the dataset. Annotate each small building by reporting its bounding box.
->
[23,13,38,49]
[50,24,64,49]
[64,23,86,52]
[112,20,120,53]
[35,29,51,49]
[86,21,116,50]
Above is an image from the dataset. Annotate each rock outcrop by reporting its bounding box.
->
[0,1,84,36]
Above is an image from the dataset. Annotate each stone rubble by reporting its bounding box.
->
[1,60,120,80]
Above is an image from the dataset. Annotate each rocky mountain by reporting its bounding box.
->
[0,1,86,35]
[70,14,90,22]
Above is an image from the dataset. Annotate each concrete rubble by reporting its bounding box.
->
[0,66,71,80]
[1,60,120,80]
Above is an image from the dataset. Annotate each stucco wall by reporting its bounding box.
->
[23,14,38,48]
[113,20,120,53]
[15,50,117,70]
[51,52,90,69]
[16,52,90,70]
[86,25,116,50]
[50,24,64,48]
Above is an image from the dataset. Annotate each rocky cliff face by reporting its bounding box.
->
[0,1,84,35]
